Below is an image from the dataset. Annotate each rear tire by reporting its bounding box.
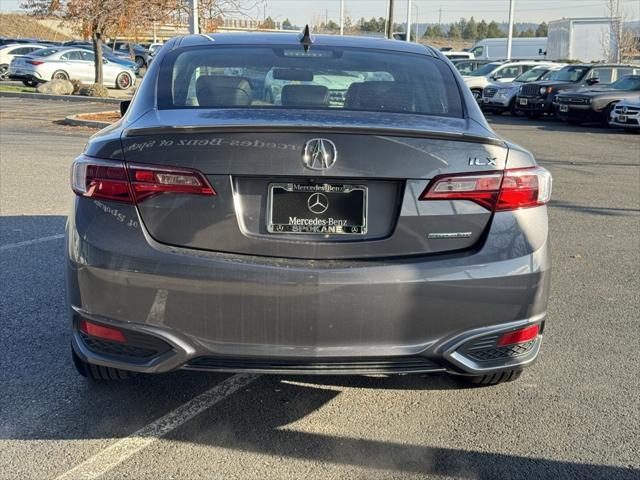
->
[509,99,518,116]
[115,72,133,90]
[471,89,482,102]
[463,369,522,386]
[72,347,132,380]
[135,56,145,68]
[601,104,615,128]
[52,70,69,81]
[0,64,8,81]
[23,79,38,87]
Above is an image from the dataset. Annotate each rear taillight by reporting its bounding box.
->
[71,156,216,204]
[26,60,44,65]
[419,166,552,211]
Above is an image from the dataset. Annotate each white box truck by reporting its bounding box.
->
[547,17,616,62]
[469,37,548,60]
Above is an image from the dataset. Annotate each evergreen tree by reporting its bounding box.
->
[519,28,535,38]
[463,16,478,40]
[448,23,461,39]
[477,19,488,39]
[536,21,548,37]
[487,21,504,38]
[282,18,292,30]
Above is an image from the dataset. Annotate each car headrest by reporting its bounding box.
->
[345,81,414,112]
[196,75,252,107]
[281,84,329,108]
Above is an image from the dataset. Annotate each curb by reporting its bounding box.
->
[64,114,113,129]
[0,91,124,104]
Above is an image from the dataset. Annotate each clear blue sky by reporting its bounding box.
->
[2,0,639,25]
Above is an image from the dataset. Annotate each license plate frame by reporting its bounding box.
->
[559,105,569,113]
[618,115,627,122]
[519,98,528,106]
[267,183,368,235]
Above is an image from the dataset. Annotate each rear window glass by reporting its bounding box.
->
[157,45,463,117]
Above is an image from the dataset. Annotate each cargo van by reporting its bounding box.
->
[470,37,548,60]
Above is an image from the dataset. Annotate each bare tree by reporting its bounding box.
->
[171,0,264,32]
[22,0,131,84]
[604,0,638,62]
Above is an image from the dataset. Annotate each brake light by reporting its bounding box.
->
[497,324,539,346]
[419,166,552,211]
[79,319,127,343]
[27,60,44,65]
[70,155,216,204]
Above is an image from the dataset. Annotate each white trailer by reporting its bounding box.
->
[469,37,548,60]
[547,17,616,62]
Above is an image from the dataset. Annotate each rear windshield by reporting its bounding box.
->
[157,45,463,117]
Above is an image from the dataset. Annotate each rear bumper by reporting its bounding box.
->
[67,198,550,376]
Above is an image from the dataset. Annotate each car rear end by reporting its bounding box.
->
[66,35,551,382]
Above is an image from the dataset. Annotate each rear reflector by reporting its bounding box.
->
[79,319,127,343]
[420,167,552,211]
[71,155,215,204]
[497,324,539,346]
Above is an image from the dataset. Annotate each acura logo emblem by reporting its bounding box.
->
[307,192,329,214]
[303,138,337,170]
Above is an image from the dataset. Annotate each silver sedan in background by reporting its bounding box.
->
[9,46,136,89]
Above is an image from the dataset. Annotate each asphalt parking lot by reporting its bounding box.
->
[1,96,639,480]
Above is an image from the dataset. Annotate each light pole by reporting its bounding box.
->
[405,0,411,42]
[506,0,515,60]
[412,3,419,41]
[189,0,199,35]
[385,0,394,39]
[340,0,345,35]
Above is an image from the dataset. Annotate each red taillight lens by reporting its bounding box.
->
[27,60,44,65]
[128,164,216,202]
[71,158,132,202]
[497,324,539,346]
[419,167,552,211]
[79,319,127,343]
[419,173,502,210]
[70,156,216,204]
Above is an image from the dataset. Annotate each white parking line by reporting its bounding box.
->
[0,234,64,251]
[54,373,259,480]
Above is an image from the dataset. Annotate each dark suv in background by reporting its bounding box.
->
[514,63,640,118]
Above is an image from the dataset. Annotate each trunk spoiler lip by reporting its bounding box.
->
[123,124,506,147]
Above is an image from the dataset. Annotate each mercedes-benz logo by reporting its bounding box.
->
[302,138,337,170]
[307,192,329,214]
[622,106,628,114]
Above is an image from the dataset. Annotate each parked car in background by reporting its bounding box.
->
[140,42,163,55]
[463,60,555,101]
[469,37,548,61]
[263,67,367,106]
[609,97,640,131]
[443,51,474,60]
[9,46,136,89]
[482,64,566,115]
[515,63,640,118]
[77,46,139,76]
[450,58,491,75]
[109,41,150,68]
[0,43,47,80]
[67,33,552,386]
[554,75,640,126]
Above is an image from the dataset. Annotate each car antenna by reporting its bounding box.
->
[298,24,314,53]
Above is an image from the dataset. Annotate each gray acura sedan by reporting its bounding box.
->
[67,30,551,385]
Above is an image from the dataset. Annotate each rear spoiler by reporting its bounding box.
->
[123,124,506,147]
